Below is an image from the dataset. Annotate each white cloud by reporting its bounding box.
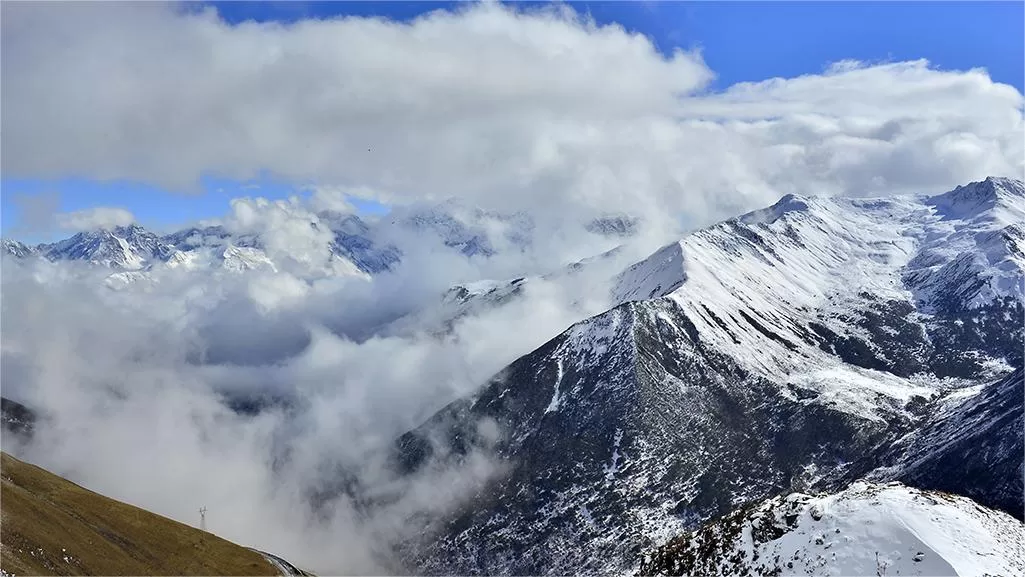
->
[4,1,1018,235]
[55,207,136,231]
[0,245,623,573]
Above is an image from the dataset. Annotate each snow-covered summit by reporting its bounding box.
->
[609,177,1023,381]
[41,224,175,270]
[1,239,37,259]
[640,481,1025,577]
[930,176,1025,222]
[737,192,812,225]
[387,200,535,258]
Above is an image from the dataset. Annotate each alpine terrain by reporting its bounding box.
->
[376,177,1024,575]
[0,452,309,576]
[638,481,1025,577]
[2,177,1022,576]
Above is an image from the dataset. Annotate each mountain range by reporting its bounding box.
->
[1,204,634,282]
[2,176,1022,575]
[377,176,1024,574]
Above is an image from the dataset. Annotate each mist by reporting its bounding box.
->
[0,199,642,573]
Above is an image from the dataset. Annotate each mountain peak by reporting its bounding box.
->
[929,176,1025,222]
[984,175,1025,194]
[936,175,1024,203]
[737,192,812,225]
[586,215,641,238]
[40,223,174,269]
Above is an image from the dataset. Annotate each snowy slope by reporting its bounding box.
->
[379,247,627,338]
[381,177,1024,576]
[611,176,1023,383]
[1,240,37,259]
[386,200,535,257]
[639,482,1025,577]
[865,368,1024,517]
[39,225,175,270]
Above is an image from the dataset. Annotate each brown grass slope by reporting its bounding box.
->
[0,451,279,576]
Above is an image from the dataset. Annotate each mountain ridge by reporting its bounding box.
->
[638,481,1025,577]
[0,452,300,576]
[371,176,1024,575]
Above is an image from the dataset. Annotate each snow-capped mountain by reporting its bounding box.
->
[2,202,542,278]
[36,224,177,270]
[586,214,641,238]
[611,175,1023,379]
[317,210,401,273]
[1,239,38,259]
[379,247,627,338]
[387,200,535,258]
[374,177,1024,575]
[639,482,1025,577]
[863,367,1023,517]
[2,214,393,279]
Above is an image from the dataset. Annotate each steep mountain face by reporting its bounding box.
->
[638,482,1025,577]
[390,299,931,575]
[318,211,401,273]
[389,202,535,258]
[586,215,641,238]
[1,240,37,259]
[864,368,1024,519]
[1,397,36,447]
[39,224,177,270]
[382,177,1024,575]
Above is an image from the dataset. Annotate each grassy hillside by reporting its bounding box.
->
[0,451,281,576]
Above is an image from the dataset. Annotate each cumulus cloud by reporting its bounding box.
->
[55,207,137,231]
[4,1,1020,234]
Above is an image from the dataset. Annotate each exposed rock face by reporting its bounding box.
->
[638,482,1025,577]
[865,368,1024,520]
[379,177,1024,575]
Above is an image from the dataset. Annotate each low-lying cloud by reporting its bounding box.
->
[0,222,629,573]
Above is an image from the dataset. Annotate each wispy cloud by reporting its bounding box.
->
[55,207,136,231]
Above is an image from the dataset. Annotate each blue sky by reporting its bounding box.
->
[3,0,1023,242]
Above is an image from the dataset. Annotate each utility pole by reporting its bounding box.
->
[199,506,207,532]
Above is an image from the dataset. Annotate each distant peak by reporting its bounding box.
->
[586,214,641,238]
[737,193,812,226]
[774,193,811,211]
[983,176,1025,196]
[933,176,1025,208]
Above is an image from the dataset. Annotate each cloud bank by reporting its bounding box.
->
[0,221,628,573]
[2,1,1021,232]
